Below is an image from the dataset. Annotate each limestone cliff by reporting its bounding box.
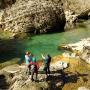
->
[62,0,90,17]
[62,0,90,29]
[0,0,90,33]
[0,0,65,34]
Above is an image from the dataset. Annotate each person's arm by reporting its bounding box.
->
[41,54,45,59]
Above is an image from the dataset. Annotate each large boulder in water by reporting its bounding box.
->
[0,0,66,34]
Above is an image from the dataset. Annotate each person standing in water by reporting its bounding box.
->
[41,54,51,79]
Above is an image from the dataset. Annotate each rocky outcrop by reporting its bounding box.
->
[80,46,90,64]
[0,59,68,90]
[62,0,90,18]
[0,65,49,90]
[62,0,90,29]
[0,0,65,34]
[0,0,16,9]
[64,10,78,30]
[59,38,90,64]
[0,0,90,33]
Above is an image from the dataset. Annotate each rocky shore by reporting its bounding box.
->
[0,37,90,90]
[0,59,68,90]
[0,54,90,90]
[59,38,90,64]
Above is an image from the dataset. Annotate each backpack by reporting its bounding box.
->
[31,64,36,71]
[29,61,39,72]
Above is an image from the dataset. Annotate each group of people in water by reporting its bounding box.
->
[25,51,51,81]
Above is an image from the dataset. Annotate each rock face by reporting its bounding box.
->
[64,10,78,30]
[0,0,65,34]
[0,0,16,9]
[62,0,90,29]
[59,38,90,64]
[80,46,90,64]
[0,0,90,33]
[62,0,90,17]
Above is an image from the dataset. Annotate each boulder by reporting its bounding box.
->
[64,10,78,30]
[0,0,65,34]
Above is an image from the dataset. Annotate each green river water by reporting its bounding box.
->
[20,20,90,60]
[0,20,90,62]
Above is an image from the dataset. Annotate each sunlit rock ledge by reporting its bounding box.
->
[59,38,90,64]
[0,59,68,90]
